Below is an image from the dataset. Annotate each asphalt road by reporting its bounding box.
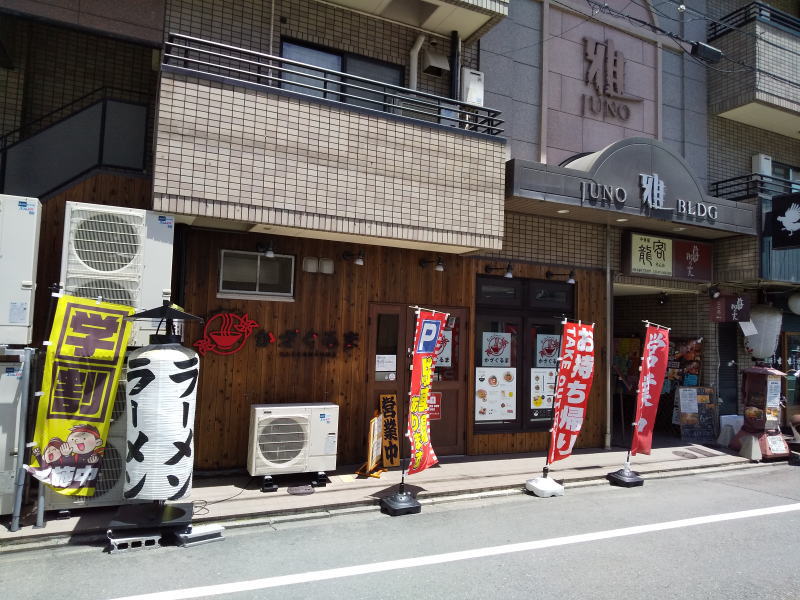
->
[2,465,799,600]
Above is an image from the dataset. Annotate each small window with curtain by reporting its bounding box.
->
[218,250,295,300]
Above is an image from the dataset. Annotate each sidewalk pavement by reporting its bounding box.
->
[0,441,782,552]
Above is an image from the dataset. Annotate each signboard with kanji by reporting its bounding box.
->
[624,232,712,282]
[25,296,132,496]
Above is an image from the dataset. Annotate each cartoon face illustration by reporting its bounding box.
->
[67,425,103,455]
[43,439,65,463]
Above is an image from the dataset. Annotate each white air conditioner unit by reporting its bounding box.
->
[43,369,140,510]
[752,153,773,176]
[59,202,175,347]
[0,195,41,345]
[247,403,339,477]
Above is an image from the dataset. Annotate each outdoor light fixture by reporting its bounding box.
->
[343,250,365,266]
[256,241,275,258]
[708,285,721,299]
[420,256,445,272]
[546,270,576,285]
[485,263,513,279]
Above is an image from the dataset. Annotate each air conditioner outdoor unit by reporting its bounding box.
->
[752,153,773,176]
[43,369,139,510]
[247,403,339,477]
[59,202,175,347]
[0,195,41,345]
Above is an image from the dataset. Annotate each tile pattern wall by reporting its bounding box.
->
[714,234,759,282]
[0,16,26,136]
[0,17,157,159]
[154,74,506,248]
[708,115,800,185]
[165,0,480,100]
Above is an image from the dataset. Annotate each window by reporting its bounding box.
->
[475,275,575,433]
[772,161,800,194]
[281,40,403,112]
[218,250,295,300]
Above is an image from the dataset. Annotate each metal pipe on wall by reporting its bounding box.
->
[605,224,613,449]
[449,30,461,100]
[409,34,426,91]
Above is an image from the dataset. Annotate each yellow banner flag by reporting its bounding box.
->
[25,295,133,496]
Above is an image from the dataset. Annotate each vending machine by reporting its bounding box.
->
[729,366,790,459]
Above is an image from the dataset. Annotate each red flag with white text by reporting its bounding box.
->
[407,309,448,475]
[631,325,670,455]
[547,322,595,464]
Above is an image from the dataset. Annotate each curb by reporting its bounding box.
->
[0,459,782,555]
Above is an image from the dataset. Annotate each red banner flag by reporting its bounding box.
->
[631,325,670,455]
[407,309,448,475]
[547,322,595,464]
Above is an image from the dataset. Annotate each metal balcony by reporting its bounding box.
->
[163,33,503,137]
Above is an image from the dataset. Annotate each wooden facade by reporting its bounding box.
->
[180,228,609,470]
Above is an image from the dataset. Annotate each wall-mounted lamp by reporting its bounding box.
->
[256,241,275,258]
[708,285,721,299]
[420,256,445,272]
[546,269,576,285]
[343,250,365,266]
[485,263,513,279]
[657,292,669,305]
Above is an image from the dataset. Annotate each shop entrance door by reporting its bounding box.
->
[367,303,466,456]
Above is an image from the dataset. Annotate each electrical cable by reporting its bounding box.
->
[192,475,256,516]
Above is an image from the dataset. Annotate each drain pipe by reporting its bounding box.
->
[409,34,426,90]
[605,224,613,449]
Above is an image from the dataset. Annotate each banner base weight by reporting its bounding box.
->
[525,476,564,497]
[607,467,644,487]
[380,490,421,516]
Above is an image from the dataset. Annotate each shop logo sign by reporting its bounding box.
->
[582,37,642,122]
[194,312,259,356]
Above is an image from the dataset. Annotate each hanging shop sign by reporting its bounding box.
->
[379,394,400,468]
[767,193,800,249]
[407,309,448,475]
[631,325,670,456]
[624,232,712,282]
[710,294,751,323]
[25,296,132,496]
[548,322,596,464]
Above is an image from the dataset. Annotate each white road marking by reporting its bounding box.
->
[109,502,800,600]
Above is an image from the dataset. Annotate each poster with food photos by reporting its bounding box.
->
[530,368,557,419]
[475,367,516,421]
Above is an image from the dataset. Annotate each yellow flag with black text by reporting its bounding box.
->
[25,296,132,496]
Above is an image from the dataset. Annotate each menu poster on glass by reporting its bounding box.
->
[475,367,516,421]
[530,368,557,419]
[481,332,511,367]
[535,335,561,368]
[436,330,453,368]
[766,376,782,427]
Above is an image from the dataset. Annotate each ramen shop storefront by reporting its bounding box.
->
[473,274,575,434]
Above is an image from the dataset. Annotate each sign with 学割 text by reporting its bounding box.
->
[631,325,670,455]
[548,322,595,464]
[407,309,448,475]
[25,296,132,496]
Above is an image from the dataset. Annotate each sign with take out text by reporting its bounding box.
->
[548,322,595,464]
[407,309,448,475]
[631,325,670,455]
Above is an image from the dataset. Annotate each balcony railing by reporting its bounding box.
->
[710,173,800,201]
[163,33,503,136]
[708,2,800,41]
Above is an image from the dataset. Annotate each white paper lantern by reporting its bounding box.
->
[744,305,783,360]
[788,292,800,316]
[124,343,199,501]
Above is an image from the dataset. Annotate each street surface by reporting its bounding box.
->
[1,465,799,600]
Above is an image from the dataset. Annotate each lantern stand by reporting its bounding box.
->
[106,303,221,551]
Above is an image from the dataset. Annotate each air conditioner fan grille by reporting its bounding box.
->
[256,417,307,465]
[72,213,142,272]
